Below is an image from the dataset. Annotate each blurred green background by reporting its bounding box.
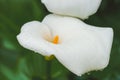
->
[0,0,120,80]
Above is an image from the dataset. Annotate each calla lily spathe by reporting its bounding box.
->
[41,0,102,19]
[17,14,113,76]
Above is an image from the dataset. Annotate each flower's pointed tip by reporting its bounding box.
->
[103,27,113,36]
[101,27,114,51]
[107,28,114,45]
[107,28,114,38]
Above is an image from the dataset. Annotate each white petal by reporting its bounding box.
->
[42,14,113,76]
[17,21,57,56]
[17,14,113,76]
[41,0,102,19]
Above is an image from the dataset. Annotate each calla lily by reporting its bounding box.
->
[17,14,113,76]
[41,0,102,19]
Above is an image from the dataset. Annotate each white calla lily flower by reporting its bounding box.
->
[41,0,102,19]
[17,14,113,76]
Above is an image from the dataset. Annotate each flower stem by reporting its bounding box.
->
[46,60,52,80]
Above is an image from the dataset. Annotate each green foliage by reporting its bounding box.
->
[0,0,120,80]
